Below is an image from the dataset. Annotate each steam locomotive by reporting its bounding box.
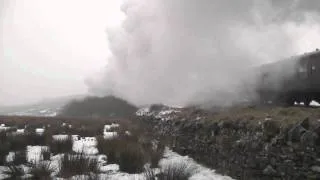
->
[256,49,320,106]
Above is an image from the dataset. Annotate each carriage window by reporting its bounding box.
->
[298,66,307,73]
[297,65,307,78]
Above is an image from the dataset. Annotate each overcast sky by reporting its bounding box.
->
[2,0,320,107]
[0,0,124,106]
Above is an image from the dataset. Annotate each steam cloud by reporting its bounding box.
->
[86,0,320,107]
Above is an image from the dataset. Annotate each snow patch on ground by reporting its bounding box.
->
[35,128,45,135]
[6,152,15,163]
[0,166,10,180]
[0,165,32,180]
[0,124,10,132]
[0,121,233,180]
[104,123,120,131]
[310,100,320,107]
[52,134,79,141]
[136,106,181,121]
[73,137,98,155]
[27,146,48,163]
[160,148,234,180]
[136,107,151,116]
[16,129,25,134]
[103,123,120,139]
[103,132,118,139]
[99,164,119,173]
[101,173,145,180]
[52,134,70,141]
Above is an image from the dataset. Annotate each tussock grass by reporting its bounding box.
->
[29,161,53,180]
[49,135,73,155]
[5,135,28,152]
[0,144,10,165]
[0,132,10,165]
[12,150,28,165]
[149,147,164,168]
[2,165,26,180]
[4,132,49,152]
[159,162,198,180]
[72,126,104,137]
[145,162,198,180]
[119,143,146,173]
[25,132,48,146]
[144,167,156,180]
[0,115,164,176]
[139,140,165,169]
[41,148,51,161]
[96,136,120,164]
[58,153,98,178]
[97,133,165,174]
[0,130,7,141]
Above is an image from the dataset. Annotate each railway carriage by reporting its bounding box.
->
[256,49,320,106]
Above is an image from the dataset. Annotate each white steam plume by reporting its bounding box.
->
[86,0,320,107]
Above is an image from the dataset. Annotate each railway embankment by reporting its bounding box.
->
[140,106,320,180]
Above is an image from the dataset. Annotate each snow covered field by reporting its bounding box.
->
[0,121,233,180]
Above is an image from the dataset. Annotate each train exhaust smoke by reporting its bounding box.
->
[86,0,320,108]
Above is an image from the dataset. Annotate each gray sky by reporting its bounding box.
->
[0,0,124,106]
[87,0,320,107]
[2,0,320,107]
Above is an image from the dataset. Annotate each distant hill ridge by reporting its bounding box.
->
[0,94,86,116]
[59,96,138,118]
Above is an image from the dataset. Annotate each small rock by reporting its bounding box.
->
[300,130,318,147]
[313,126,320,145]
[311,166,320,173]
[263,165,277,176]
[265,116,272,121]
[210,122,220,136]
[262,120,279,140]
[288,124,306,143]
[301,118,309,130]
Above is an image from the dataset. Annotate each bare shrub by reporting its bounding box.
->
[119,143,146,174]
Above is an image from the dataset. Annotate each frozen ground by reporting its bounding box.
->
[0,122,233,180]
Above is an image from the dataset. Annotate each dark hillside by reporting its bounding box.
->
[59,96,138,118]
